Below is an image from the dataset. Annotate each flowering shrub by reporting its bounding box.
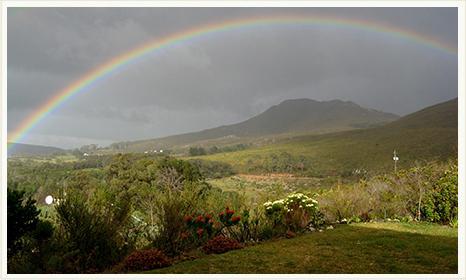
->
[202,235,243,254]
[184,213,215,241]
[185,207,243,243]
[263,193,324,232]
[120,249,171,272]
[219,207,241,227]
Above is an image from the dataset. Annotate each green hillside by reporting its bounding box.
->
[194,98,457,176]
[7,142,65,157]
[109,99,398,152]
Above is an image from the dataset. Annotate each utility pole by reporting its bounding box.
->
[393,150,399,173]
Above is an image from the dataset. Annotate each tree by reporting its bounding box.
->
[7,188,40,257]
[189,147,206,156]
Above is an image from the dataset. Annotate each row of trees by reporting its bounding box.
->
[188,144,249,156]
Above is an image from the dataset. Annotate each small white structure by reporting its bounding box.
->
[45,195,54,205]
[144,151,148,154]
[393,150,400,172]
[153,150,158,153]
[160,149,163,153]
[83,153,89,157]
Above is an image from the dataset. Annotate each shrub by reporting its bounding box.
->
[7,188,40,257]
[53,190,131,273]
[150,176,211,256]
[422,165,457,224]
[318,161,458,225]
[185,213,215,240]
[263,193,324,233]
[188,159,236,179]
[236,209,262,243]
[202,235,243,254]
[120,249,171,272]
[185,207,243,243]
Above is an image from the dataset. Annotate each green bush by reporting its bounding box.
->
[188,159,236,179]
[7,188,40,257]
[318,161,458,225]
[53,190,131,273]
[422,165,457,224]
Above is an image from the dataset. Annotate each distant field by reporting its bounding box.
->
[147,222,457,274]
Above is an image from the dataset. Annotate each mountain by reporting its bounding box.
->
[200,98,458,175]
[111,99,399,152]
[7,143,65,157]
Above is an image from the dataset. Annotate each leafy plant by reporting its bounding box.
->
[263,193,324,233]
[7,188,40,257]
[202,235,243,254]
[422,165,457,224]
[53,190,131,273]
[119,249,171,272]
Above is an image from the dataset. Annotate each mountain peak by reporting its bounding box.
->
[110,98,400,151]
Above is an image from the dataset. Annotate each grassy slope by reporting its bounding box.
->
[195,99,457,175]
[148,222,457,274]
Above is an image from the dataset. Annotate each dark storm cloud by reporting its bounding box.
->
[7,7,458,148]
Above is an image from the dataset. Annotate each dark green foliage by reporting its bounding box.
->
[7,188,40,257]
[7,188,55,274]
[201,144,250,156]
[189,146,206,156]
[236,209,262,243]
[119,249,171,272]
[157,156,204,183]
[188,159,235,179]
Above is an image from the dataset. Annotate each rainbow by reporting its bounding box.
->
[7,14,457,147]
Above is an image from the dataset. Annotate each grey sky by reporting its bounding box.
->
[7,7,458,149]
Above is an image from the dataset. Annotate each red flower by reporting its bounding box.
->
[231,216,241,223]
[184,215,193,223]
[205,214,212,220]
[196,215,204,223]
[226,209,235,215]
[196,228,204,237]
[219,212,225,217]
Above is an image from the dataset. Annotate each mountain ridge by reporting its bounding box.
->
[111,98,399,151]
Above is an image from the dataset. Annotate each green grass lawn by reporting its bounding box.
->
[146,222,457,274]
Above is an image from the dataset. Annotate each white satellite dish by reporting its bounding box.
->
[45,195,54,205]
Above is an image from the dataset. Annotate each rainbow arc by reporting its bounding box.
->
[7,15,457,147]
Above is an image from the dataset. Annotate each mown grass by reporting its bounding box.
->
[146,222,457,274]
